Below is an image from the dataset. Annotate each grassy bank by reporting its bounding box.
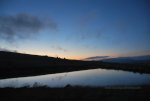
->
[0,51,150,79]
[0,85,150,101]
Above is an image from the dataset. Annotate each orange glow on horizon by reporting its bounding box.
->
[18,49,150,61]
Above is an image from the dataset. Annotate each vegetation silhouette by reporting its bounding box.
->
[0,85,150,101]
[0,51,150,79]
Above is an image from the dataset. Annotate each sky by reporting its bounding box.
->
[0,0,150,59]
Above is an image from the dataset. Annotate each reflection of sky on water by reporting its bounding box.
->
[0,69,150,88]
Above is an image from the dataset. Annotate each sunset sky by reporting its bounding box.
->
[0,0,150,59]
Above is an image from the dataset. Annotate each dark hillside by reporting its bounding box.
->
[0,51,150,79]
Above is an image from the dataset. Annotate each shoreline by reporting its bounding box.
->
[1,62,150,79]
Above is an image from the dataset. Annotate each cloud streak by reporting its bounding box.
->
[83,56,109,61]
[85,56,109,59]
[0,13,57,41]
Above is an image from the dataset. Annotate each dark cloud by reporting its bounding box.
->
[85,56,109,60]
[0,13,57,41]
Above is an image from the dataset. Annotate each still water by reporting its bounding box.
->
[0,68,150,88]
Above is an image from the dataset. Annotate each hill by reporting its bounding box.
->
[0,51,150,79]
[101,55,150,64]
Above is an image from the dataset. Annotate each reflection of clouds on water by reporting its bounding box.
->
[51,73,68,81]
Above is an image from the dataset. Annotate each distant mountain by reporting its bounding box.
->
[101,55,150,64]
[84,55,150,64]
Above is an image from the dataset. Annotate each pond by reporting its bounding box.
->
[0,68,150,88]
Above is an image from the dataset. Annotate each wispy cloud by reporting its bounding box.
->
[51,45,67,52]
[80,11,98,30]
[83,56,109,61]
[0,13,57,41]
[78,11,104,40]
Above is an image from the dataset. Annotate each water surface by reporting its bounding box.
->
[0,68,150,88]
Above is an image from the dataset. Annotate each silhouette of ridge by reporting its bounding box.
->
[0,51,150,79]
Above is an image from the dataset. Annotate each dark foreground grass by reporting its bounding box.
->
[0,85,150,101]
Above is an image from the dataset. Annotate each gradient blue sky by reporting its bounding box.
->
[0,0,150,59]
